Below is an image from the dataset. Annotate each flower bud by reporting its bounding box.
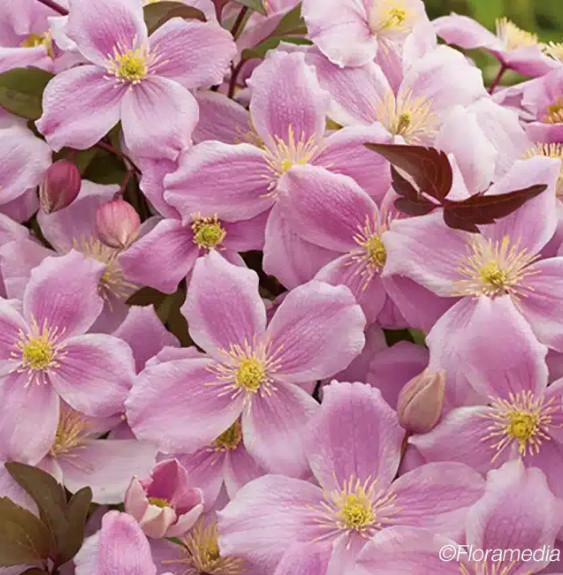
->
[95,199,140,249]
[124,459,204,539]
[39,160,81,214]
[397,369,446,434]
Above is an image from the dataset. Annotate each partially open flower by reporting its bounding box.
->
[124,459,204,539]
[95,198,141,249]
[397,369,446,434]
[39,160,81,214]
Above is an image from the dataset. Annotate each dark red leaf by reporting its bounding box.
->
[394,197,436,216]
[366,143,453,201]
[390,166,419,199]
[442,184,548,233]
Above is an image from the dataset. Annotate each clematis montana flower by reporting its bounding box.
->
[36,0,236,160]
[126,251,366,476]
[218,381,485,575]
[0,250,136,465]
[355,460,563,575]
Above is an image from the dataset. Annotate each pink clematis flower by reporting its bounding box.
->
[218,381,485,575]
[126,251,366,476]
[355,460,563,575]
[125,459,204,538]
[36,0,236,160]
[301,0,428,68]
[434,13,558,78]
[0,250,136,465]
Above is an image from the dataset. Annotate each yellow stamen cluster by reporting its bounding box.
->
[496,18,538,51]
[213,420,243,451]
[20,32,54,58]
[543,41,563,63]
[12,318,66,386]
[349,215,388,288]
[374,91,439,145]
[369,0,412,37]
[148,497,171,508]
[459,560,520,575]
[49,407,90,458]
[543,97,563,124]
[107,42,150,84]
[164,520,244,575]
[481,391,559,461]
[524,143,563,198]
[191,214,227,250]
[452,236,540,299]
[315,476,400,539]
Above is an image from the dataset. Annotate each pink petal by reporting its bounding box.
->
[112,306,179,372]
[149,19,235,89]
[0,373,59,464]
[58,438,156,504]
[182,251,266,356]
[0,45,52,75]
[277,164,376,252]
[0,298,28,371]
[223,445,266,500]
[126,357,244,453]
[176,449,226,508]
[433,14,502,51]
[164,142,273,223]
[391,462,485,540]
[50,334,135,417]
[67,0,147,67]
[242,380,319,476]
[223,211,268,252]
[248,50,329,146]
[119,218,199,294]
[307,381,403,492]
[23,250,105,338]
[121,76,198,161]
[218,475,324,573]
[267,280,366,382]
[36,66,126,152]
[274,542,332,575]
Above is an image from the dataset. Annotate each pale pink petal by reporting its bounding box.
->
[248,50,329,146]
[274,542,332,575]
[0,372,59,464]
[277,165,376,252]
[58,438,156,504]
[126,357,244,453]
[0,189,39,225]
[119,218,199,294]
[149,19,235,88]
[112,306,179,372]
[67,0,147,66]
[121,76,198,161]
[526,438,563,500]
[136,157,179,219]
[433,14,502,51]
[242,380,319,476]
[182,251,266,355]
[218,475,324,573]
[50,334,135,417]
[223,446,266,500]
[223,211,268,252]
[267,280,366,382]
[36,66,126,152]
[0,238,47,301]
[164,142,273,223]
[307,381,403,492]
[0,45,52,75]
[23,250,105,338]
[391,462,485,540]
[176,449,226,508]
[263,204,340,289]
[0,298,28,372]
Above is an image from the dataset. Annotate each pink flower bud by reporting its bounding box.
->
[397,369,446,434]
[95,199,140,249]
[39,160,81,214]
[124,459,204,539]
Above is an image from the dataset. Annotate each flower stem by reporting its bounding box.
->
[228,60,245,99]
[488,63,507,95]
[95,141,141,174]
[35,0,68,15]
[230,6,249,40]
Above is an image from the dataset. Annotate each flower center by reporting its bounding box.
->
[20,32,54,57]
[374,91,439,145]
[235,357,267,392]
[481,391,559,461]
[366,234,387,268]
[148,497,171,508]
[213,420,243,451]
[191,215,226,250]
[338,493,376,531]
[369,0,412,37]
[496,18,538,50]
[350,215,388,288]
[524,143,563,198]
[452,236,540,299]
[107,43,151,84]
[12,318,66,385]
[49,407,90,457]
[543,97,563,124]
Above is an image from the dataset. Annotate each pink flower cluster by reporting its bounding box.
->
[0,0,562,574]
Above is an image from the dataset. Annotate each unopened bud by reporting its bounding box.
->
[95,199,140,249]
[39,160,81,213]
[397,369,446,434]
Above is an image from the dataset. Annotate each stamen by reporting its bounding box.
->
[20,32,54,58]
[213,420,243,451]
[49,406,90,457]
[543,41,563,63]
[191,214,227,250]
[523,143,563,198]
[148,497,171,508]
[496,18,538,51]
[543,97,563,124]
[105,37,165,85]
[368,0,412,37]
[348,214,389,288]
[459,560,519,575]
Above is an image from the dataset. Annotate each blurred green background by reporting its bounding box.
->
[425,0,562,82]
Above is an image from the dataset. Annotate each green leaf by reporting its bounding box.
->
[56,487,92,564]
[0,497,51,567]
[143,1,206,34]
[0,67,54,120]
[272,3,307,37]
[467,0,504,29]
[241,36,312,61]
[233,0,267,15]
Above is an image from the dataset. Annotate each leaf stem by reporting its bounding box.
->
[95,141,141,174]
[230,6,249,40]
[35,0,68,15]
[488,63,507,95]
